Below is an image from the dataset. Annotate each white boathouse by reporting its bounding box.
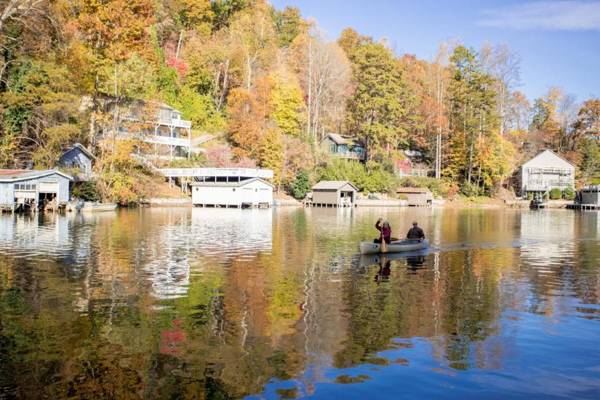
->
[519,150,575,196]
[191,178,273,208]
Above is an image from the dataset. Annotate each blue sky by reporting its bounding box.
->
[270,0,600,102]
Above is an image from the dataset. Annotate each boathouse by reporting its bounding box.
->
[310,181,358,207]
[191,178,273,208]
[0,169,73,212]
[396,187,433,206]
[580,186,600,206]
[519,150,575,196]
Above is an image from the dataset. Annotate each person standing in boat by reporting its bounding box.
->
[374,218,392,244]
[406,221,425,241]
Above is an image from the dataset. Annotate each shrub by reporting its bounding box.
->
[562,187,575,200]
[72,181,101,202]
[317,159,395,193]
[166,153,207,168]
[289,171,311,199]
[397,176,459,199]
[549,188,562,200]
[460,181,482,197]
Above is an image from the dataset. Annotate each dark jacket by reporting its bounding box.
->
[406,226,425,239]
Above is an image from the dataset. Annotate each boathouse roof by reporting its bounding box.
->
[190,177,274,188]
[0,169,73,183]
[312,180,359,191]
[522,149,575,169]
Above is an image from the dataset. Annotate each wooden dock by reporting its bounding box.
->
[566,204,600,210]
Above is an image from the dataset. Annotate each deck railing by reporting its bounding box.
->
[159,167,274,179]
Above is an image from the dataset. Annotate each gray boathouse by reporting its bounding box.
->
[310,181,358,207]
[0,169,73,212]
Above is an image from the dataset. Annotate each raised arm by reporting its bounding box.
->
[375,218,382,232]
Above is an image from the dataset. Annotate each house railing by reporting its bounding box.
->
[157,117,192,129]
[397,169,430,178]
[331,151,364,160]
[158,168,274,179]
[524,180,573,191]
[526,167,572,176]
[121,116,192,130]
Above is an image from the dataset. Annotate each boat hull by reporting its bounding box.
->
[81,203,118,213]
[359,239,429,255]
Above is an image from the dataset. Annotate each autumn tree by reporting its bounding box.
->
[480,43,521,136]
[529,87,574,152]
[573,99,600,183]
[272,6,305,47]
[259,127,284,187]
[292,29,350,142]
[446,45,507,193]
[226,77,273,158]
[345,41,412,161]
[228,2,276,90]
[337,27,372,61]
[270,76,305,136]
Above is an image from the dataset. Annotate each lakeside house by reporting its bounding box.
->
[0,169,73,212]
[396,150,431,177]
[109,101,212,161]
[310,181,358,207]
[518,150,575,197]
[320,133,366,162]
[191,177,273,208]
[396,187,433,206]
[57,143,95,181]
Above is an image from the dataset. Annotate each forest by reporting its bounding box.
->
[1,0,599,203]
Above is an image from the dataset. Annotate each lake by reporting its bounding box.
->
[0,207,599,399]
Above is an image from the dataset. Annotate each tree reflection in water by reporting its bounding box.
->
[0,208,599,399]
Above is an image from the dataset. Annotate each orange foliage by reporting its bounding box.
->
[227,77,274,159]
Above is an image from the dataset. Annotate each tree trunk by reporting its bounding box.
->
[175,30,184,61]
[217,59,229,111]
[306,38,313,141]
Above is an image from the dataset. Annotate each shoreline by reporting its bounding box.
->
[134,197,577,210]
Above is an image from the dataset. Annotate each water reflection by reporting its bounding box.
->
[0,208,599,399]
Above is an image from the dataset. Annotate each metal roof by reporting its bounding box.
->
[0,169,73,182]
[61,143,96,160]
[159,167,274,179]
[522,149,576,169]
[323,133,364,147]
[326,133,349,145]
[190,177,274,188]
[312,180,358,191]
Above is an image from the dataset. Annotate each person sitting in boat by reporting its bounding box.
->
[406,221,425,241]
[374,218,392,244]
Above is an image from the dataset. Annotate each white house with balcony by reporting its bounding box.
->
[519,150,575,196]
[115,102,212,161]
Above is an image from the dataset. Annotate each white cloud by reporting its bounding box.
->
[479,1,600,30]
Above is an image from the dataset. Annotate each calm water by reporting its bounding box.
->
[0,207,599,399]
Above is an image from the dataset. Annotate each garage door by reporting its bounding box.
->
[39,182,59,193]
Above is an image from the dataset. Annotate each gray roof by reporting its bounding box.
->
[0,169,73,183]
[326,133,349,145]
[61,143,96,160]
[323,133,364,147]
[190,177,273,188]
[312,180,358,191]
